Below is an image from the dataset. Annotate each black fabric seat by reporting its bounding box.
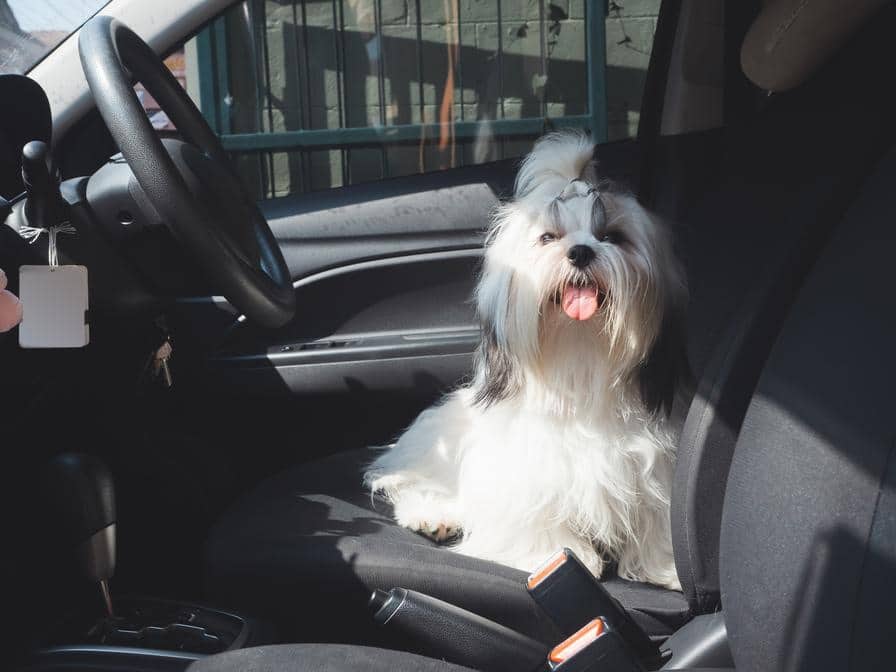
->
[715,142,896,672]
[651,3,896,615]
[187,645,744,672]
[205,447,689,645]
[202,4,896,650]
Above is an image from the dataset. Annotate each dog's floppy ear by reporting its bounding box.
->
[474,313,522,407]
[639,235,691,417]
[472,232,523,407]
[474,261,520,407]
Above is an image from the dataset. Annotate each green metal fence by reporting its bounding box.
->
[194,0,608,196]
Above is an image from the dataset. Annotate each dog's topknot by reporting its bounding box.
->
[514,130,596,199]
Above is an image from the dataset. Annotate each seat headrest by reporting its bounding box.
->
[740,0,890,91]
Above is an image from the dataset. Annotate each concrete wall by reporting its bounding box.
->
[214,0,660,197]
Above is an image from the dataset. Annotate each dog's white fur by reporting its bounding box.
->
[365,131,683,590]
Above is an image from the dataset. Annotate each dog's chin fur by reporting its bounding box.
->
[365,131,686,590]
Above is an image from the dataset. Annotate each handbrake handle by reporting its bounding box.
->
[370,587,547,672]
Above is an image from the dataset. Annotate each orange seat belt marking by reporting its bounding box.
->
[527,549,569,590]
[548,618,606,664]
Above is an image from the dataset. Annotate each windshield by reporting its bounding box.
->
[0,0,109,74]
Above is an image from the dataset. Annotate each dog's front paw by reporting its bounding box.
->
[393,499,462,543]
[403,518,461,542]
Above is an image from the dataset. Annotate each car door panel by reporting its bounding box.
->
[206,249,481,396]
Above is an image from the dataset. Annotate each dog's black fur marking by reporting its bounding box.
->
[473,331,521,408]
[473,300,522,408]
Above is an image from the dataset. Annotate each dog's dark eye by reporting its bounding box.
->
[540,232,557,244]
[599,231,625,245]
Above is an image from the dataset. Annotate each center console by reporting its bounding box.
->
[26,598,268,671]
[49,597,250,653]
[18,454,271,672]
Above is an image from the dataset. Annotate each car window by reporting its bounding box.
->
[147,0,661,200]
[0,0,110,74]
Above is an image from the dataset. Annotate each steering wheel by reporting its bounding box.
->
[78,16,295,328]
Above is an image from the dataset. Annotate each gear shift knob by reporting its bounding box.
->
[45,453,117,615]
[21,140,60,230]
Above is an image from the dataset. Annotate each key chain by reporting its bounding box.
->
[19,220,76,266]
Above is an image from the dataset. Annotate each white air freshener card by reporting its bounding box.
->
[18,265,89,348]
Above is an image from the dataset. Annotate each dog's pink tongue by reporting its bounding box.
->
[561,285,598,321]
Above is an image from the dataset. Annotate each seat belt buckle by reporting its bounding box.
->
[527,548,663,667]
[547,617,643,671]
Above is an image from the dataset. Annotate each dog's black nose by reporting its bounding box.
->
[567,245,595,268]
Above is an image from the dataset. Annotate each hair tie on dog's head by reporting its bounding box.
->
[556,179,577,201]
[557,178,597,202]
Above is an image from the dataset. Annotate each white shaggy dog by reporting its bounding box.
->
[365,131,686,590]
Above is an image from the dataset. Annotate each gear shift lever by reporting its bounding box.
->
[39,454,248,655]
[21,140,63,230]
[44,453,117,617]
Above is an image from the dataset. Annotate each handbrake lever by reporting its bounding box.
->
[370,587,546,672]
